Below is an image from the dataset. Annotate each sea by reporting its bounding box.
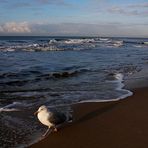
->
[0,36,148,147]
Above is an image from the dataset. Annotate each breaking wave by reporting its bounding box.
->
[0,37,148,52]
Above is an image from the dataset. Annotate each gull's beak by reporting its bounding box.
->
[34,110,39,115]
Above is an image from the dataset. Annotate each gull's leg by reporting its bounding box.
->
[53,126,58,132]
[51,126,58,132]
[42,128,50,137]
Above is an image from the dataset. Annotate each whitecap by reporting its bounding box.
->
[49,39,57,44]
[99,38,109,41]
[114,73,124,82]
[133,45,143,48]
[64,39,95,44]
[144,42,148,45]
[106,72,123,82]
[64,39,83,44]
[113,40,123,47]
[5,48,15,52]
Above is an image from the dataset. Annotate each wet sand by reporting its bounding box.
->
[30,87,148,148]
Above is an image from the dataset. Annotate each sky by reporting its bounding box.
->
[0,0,148,37]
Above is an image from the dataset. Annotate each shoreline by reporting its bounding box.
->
[29,65,148,148]
[30,86,148,148]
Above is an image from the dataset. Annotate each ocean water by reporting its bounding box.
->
[0,36,148,147]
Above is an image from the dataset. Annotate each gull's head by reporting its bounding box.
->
[34,105,48,115]
[38,105,48,112]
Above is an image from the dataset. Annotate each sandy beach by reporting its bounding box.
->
[30,86,148,148]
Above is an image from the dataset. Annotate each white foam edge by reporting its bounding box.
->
[0,108,20,112]
[0,102,24,112]
[79,73,133,103]
[79,85,133,103]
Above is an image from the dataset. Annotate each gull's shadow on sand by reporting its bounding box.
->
[75,102,119,124]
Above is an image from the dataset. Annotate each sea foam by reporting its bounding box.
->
[0,102,26,112]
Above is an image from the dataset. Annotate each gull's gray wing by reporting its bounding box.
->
[48,111,67,125]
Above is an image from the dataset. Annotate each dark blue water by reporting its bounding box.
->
[0,36,148,147]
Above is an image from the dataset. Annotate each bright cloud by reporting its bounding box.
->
[0,22,31,33]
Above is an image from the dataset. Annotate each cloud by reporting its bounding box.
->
[37,0,64,4]
[11,2,31,8]
[31,23,100,35]
[0,0,8,3]
[108,6,139,16]
[128,2,148,8]
[35,0,69,6]
[0,22,147,37]
[30,22,148,37]
[0,26,4,32]
[4,0,69,10]
[0,22,31,33]
[108,5,148,17]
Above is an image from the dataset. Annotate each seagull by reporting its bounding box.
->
[34,105,72,136]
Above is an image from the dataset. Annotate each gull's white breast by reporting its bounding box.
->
[37,110,53,128]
